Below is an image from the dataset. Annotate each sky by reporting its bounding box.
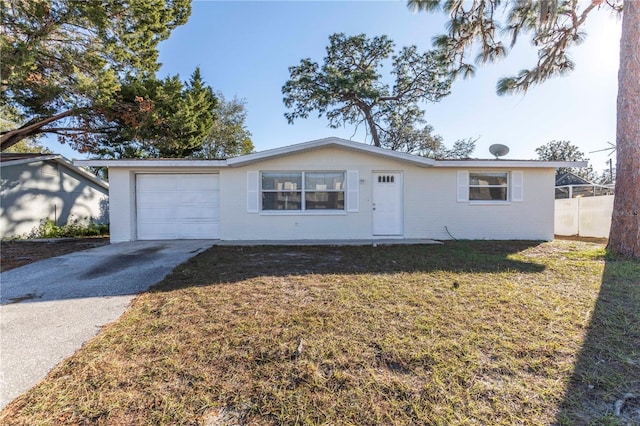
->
[48,0,622,174]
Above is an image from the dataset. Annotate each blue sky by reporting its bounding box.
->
[51,1,621,173]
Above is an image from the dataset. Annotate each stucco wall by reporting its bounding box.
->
[106,168,136,243]
[220,147,556,241]
[105,147,556,242]
[436,169,553,240]
[0,160,108,238]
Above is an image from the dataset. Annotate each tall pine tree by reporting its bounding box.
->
[409,0,639,258]
[0,0,217,157]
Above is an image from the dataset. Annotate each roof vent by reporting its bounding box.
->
[489,144,509,159]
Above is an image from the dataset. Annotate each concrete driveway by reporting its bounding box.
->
[0,240,214,410]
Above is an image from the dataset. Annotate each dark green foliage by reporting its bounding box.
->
[191,93,255,159]
[536,140,597,181]
[0,0,218,158]
[407,0,621,94]
[282,33,452,151]
[93,68,218,158]
[27,218,109,239]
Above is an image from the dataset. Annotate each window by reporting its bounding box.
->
[377,175,395,183]
[469,172,509,201]
[261,172,302,210]
[305,172,345,210]
[261,171,345,211]
[457,171,523,203]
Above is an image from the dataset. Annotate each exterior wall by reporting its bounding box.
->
[220,148,399,240]
[107,168,136,243]
[107,167,220,243]
[219,147,556,241]
[104,147,557,242]
[555,195,613,238]
[438,168,554,240]
[0,161,108,238]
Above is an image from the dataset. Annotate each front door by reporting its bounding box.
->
[372,172,403,236]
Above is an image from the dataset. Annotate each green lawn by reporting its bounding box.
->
[2,240,639,425]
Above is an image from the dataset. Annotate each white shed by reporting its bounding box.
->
[77,137,586,243]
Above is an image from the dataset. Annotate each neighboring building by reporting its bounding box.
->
[77,137,585,243]
[1,153,109,239]
[555,171,614,199]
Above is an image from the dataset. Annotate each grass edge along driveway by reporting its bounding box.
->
[1,240,639,425]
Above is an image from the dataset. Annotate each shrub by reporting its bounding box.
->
[27,218,109,239]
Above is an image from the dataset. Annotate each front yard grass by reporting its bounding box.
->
[2,240,639,425]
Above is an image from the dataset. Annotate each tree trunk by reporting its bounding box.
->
[360,105,381,147]
[608,0,640,258]
[0,109,79,151]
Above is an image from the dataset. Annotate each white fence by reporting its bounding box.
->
[555,195,614,238]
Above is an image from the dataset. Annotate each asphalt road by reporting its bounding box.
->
[0,240,214,410]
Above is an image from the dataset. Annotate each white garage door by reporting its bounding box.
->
[136,174,220,240]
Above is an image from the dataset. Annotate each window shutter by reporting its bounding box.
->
[247,171,259,213]
[457,171,469,202]
[511,171,524,202]
[346,170,359,212]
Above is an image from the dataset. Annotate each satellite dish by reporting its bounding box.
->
[489,144,510,159]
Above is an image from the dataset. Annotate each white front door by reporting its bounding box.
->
[372,172,403,236]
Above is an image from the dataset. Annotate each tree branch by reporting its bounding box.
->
[0,108,89,151]
[33,126,118,135]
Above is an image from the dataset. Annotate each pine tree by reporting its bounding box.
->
[0,0,208,157]
[282,33,451,151]
[409,0,639,258]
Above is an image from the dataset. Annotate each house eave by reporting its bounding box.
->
[75,159,228,168]
[72,138,589,172]
[432,160,589,168]
[0,154,62,168]
[226,137,437,167]
[55,156,109,189]
[2,154,109,190]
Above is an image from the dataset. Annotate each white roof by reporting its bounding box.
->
[76,158,227,168]
[75,137,588,170]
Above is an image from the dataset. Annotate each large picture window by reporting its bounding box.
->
[469,172,508,201]
[262,172,302,210]
[261,171,345,211]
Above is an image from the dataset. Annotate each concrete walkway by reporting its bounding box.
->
[0,240,214,410]
[214,238,443,246]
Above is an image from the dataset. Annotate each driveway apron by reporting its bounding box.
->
[0,240,214,410]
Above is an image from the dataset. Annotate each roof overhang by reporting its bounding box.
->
[225,137,437,167]
[75,159,227,168]
[72,137,590,171]
[2,154,109,190]
[0,154,61,167]
[432,160,588,168]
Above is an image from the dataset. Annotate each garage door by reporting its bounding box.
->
[136,174,220,240]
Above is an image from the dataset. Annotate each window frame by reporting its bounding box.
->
[457,170,523,204]
[468,171,510,203]
[260,171,347,214]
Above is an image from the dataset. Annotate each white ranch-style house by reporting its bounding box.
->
[77,137,586,243]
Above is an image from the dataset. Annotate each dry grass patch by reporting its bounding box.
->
[2,240,639,425]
